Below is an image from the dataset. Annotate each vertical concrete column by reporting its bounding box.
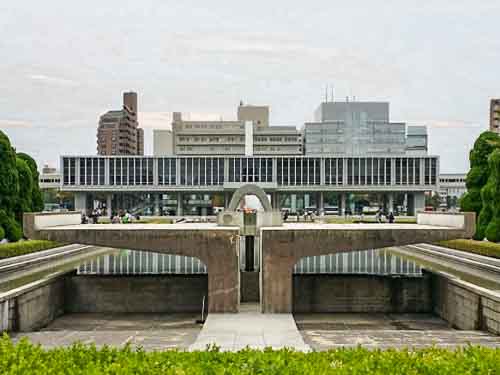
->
[414,192,425,214]
[407,193,415,216]
[205,235,240,313]
[271,192,281,211]
[388,192,394,214]
[74,192,87,215]
[154,194,160,216]
[177,192,183,216]
[291,194,297,213]
[318,192,324,213]
[261,231,296,313]
[224,192,230,209]
[106,194,113,217]
[340,193,346,216]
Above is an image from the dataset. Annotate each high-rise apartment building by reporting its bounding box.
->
[304,101,427,156]
[97,92,144,155]
[490,99,500,133]
[161,103,302,155]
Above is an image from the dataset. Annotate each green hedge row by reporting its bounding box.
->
[0,240,62,260]
[1,336,499,374]
[438,239,500,259]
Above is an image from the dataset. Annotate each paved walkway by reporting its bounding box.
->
[296,313,500,350]
[189,304,310,351]
[12,313,201,351]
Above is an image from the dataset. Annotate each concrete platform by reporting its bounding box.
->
[296,313,500,350]
[12,313,201,351]
[189,304,310,351]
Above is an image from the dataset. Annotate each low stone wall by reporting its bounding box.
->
[0,276,65,332]
[431,272,500,334]
[65,275,208,313]
[293,274,432,313]
[240,272,259,302]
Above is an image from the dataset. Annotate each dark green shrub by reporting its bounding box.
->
[1,216,22,242]
[0,226,4,240]
[0,240,61,259]
[1,335,500,374]
[438,239,500,258]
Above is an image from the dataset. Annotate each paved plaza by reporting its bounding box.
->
[12,310,500,351]
[296,313,500,350]
[12,313,202,351]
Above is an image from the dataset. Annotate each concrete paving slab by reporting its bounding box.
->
[190,304,310,352]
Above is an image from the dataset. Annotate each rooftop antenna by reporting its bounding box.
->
[331,86,334,102]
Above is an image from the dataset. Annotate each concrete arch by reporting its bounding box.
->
[227,184,272,212]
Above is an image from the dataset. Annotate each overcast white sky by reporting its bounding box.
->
[1,0,498,172]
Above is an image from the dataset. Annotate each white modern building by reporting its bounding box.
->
[439,173,467,207]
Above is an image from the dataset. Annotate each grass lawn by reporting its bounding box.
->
[437,239,500,259]
[0,240,62,260]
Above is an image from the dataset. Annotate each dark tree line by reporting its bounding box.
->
[0,130,43,241]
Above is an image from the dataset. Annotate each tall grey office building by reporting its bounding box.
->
[304,101,427,156]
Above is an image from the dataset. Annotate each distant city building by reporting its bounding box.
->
[153,129,173,156]
[490,99,500,133]
[304,101,427,156]
[158,103,302,156]
[39,164,61,189]
[97,92,144,155]
[439,173,467,207]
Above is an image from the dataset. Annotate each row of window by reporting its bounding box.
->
[62,157,438,187]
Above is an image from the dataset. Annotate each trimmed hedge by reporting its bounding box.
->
[437,239,500,259]
[0,240,62,260]
[0,336,499,374]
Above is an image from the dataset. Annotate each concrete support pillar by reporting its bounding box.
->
[271,192,280,211]
[304,194,310,209]
[388,193,394,214]
[75,192,87,215]
[340,193,346,216]
[318,192,324,213]
[177,192,183,216]
[154,194,160,216]
[224,192,230,209]
[407,193,415,216]
[106,194,113,217]
[291,194,297,213]
[414,192,425,214]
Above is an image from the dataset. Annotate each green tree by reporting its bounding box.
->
[483,150,500,242]
[0,130,19,213]
[460,131,500,239]
[425,192,441,210]
[14,158,33,225]
[16,152,44,212]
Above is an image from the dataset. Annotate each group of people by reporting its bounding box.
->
[81,209,140,224]
[375,210,395,224]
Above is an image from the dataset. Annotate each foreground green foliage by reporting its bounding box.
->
[0,240,62,259]
[438,239,500,259]
[0,336,499,374]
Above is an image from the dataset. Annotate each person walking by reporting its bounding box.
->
[388,211,395,224]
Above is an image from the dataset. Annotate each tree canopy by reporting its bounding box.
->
[0,130,44,242]
[461,131,500,240]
